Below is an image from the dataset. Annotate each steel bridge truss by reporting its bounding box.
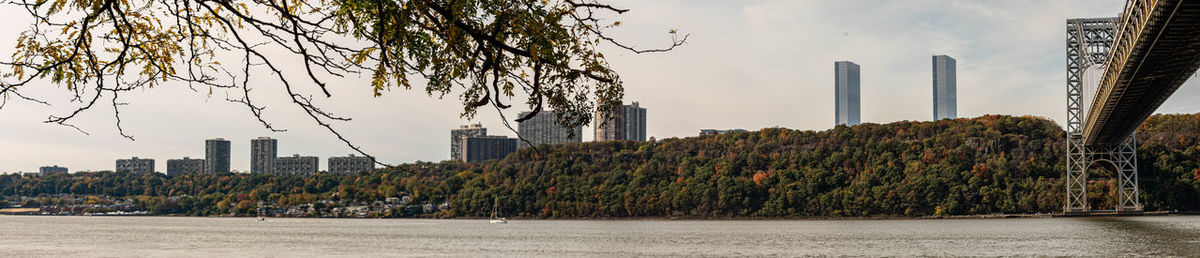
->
[1065,18,1142,213]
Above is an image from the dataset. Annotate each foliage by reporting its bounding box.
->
[0,0,683,157]
[2,114,1199,217]
[1136,113,1200,211]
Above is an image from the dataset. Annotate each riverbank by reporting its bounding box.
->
[0,208,38,214]
[5,210,1198,220]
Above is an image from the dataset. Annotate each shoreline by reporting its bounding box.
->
[3,211,1197,220]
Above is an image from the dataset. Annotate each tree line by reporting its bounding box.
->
[2,114,1198,218]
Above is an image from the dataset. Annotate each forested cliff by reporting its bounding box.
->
[2,114,1198,217]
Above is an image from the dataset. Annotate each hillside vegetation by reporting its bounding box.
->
[2,114,1198,217]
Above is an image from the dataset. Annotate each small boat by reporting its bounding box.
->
[490,197,507,224]
[256,206,267,221]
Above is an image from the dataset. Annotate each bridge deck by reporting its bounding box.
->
[1083,0,1200,146]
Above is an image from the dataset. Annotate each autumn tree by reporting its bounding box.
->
[0,0,685,162]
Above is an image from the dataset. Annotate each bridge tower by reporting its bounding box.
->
[1064,18,1142,213]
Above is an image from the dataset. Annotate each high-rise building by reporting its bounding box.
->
[250,137,277,174]
[932,55,958,120]
[517,111,582,148]
[835,61,861,126]
[595,102,647,141]
[39,166,68,175]
[204,138,231,174]
[461,135,517,162]
[166,157,205,177]
[328,154,374,176]
[451,124,487,161]
[115,157,155,175]
[273,154,319,176]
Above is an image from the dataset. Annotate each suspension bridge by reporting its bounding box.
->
[1064,0,1200,213]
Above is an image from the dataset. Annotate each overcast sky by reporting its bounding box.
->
[4,0,1200,173]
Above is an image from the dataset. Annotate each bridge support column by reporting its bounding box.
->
[1065,18,1115,213]
[1064,17,1142,213]
[1064,135,1090,213]
[1113,135,1141,212]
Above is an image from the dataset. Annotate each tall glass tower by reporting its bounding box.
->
[834,61,861,126]
[932,55,957,120]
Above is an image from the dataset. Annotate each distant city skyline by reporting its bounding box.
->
[11,1,1200,173]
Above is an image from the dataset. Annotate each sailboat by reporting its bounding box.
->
[490,197,507,224]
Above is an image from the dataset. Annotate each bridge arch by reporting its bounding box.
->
[1088,158,1119,172]
[1086,157,1136,211]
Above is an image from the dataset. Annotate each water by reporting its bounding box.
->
[1,215,1198,257]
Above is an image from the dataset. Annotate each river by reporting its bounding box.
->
[1,215,1198,257]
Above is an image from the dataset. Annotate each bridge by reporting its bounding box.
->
[1065,0,1200,213]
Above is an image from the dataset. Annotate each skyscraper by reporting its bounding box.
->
[594,102,647,141]
[932,55,957,120]
[517,111,582,148]
[450,124,487,161]
[835,61,861,126]
[251,137,277,174]
[204,138,231,174]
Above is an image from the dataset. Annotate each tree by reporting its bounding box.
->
[0,0,686,162]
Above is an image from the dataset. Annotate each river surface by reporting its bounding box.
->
[1,215,1199,257]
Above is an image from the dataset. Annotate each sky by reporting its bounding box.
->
[4,0,1200,173]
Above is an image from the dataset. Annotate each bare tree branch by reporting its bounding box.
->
[0,0,684,167]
